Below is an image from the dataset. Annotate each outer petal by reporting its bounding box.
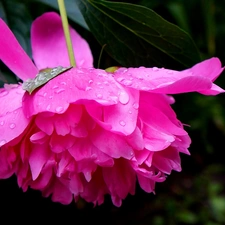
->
[23,68,125,117]
[0,85,30,146]
[114,57,224,95]
[31,12,93,69]
[0,19,38,80]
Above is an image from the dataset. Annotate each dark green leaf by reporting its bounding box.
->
[34,0,89,30]
[76,0,201,69]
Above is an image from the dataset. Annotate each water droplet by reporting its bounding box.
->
[152,67,159,71]
[46,105,51,111]
[123,80,133,86]
[9,123,16,129]
[55,88,65,94]
[119,92,129,104]
[119,120,126,126]
[103,81,109,86]
[60,81,67,85]
[0,90,8,97]
[89,79,93,84]
[141,87,150,91]
[128,110,132,114]
[96,93,103,99]
[52,85,59,89]
[0,139,6,147]
[49,96,53,99]
[166,70,173,74]
[85,86,92,91]
[133,103,139,109]
[0,121,5,126]
[55,106,64,113]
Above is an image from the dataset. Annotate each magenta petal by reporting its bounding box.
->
[31,12,93,69]
[29,143,50,180]
[103,159,136,207]
[23,68,124,117]
[114,57,224,94]
[0,19,38,80]
[0,85,30,146]
[91,128,134,159]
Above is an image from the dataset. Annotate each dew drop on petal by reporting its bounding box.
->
[128,110,132,114]
[119,92,129,104]
[55,106,64,113]
[46,105,51,111]
[152,67,159,71]
[9,123,16,129]
[0,121,5,126]
[89,80,93,84]
[60,81,67,85]
[55,88,65,94]
[133,102,139,109]
[52,85,59,89]
[123,80,133,86]
[119,120,126,126]
[0,139,6,147]
[85,86,92,91]
[96,93,103,99]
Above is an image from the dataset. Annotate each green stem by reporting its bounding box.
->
[57,0,76,67]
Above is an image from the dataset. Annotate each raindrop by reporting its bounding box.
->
[103,81,109,86]
[0,121,4,126]
[119,120,126,126]
[133,102,139,109]
[141,87,150,91]
[152,67,159,71]
[123,80,133,86]
[166,70,173,74]
[89,80,93,84]
[128,110,132,114]
[60,81,67,85]
[49,96,53,99]
[96,93,103,99]
[52,85,59,89]
[0,139,6,147]
[85,86,92,91]
[55,88,65,94]
[9,123,16,129]
[119,92,129,104]
[55,106,64,113]
[46,105,51,111]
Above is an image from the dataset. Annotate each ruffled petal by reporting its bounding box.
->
[0,19,38,80]
[0,85,30,146]
[31,12,93,69]
[114,57,224,94]
[23,68,125,117]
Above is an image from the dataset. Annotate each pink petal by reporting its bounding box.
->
[114,57,224,94]
[103,159,136,207]
[23,68,124,118]
[86,88,139,135]
[0,19,38,80]
[31,12,93,69]
[29,142,50,180]
[91,127,134,159]
[0,85,30,146]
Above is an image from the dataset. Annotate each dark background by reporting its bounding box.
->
[1,0,225,224]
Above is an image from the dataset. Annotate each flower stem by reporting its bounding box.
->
[57,0,76,67]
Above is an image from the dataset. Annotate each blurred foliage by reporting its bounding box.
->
[1,0,225,224]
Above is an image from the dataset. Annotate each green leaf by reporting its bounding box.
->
[76,0,201,69]
[0,0,33,57]
[22,66,71,94]
[34,0,89,30]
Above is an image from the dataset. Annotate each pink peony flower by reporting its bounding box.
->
[0,12,224,207]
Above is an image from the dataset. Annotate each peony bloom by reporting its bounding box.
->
[0,12,224,207]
